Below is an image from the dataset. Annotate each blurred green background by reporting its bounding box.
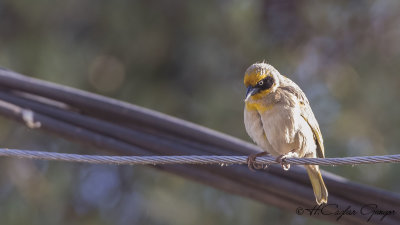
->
[0,0,399,224]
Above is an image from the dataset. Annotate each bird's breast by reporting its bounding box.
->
[244,105,280,155]
[245,102,273,113]
[259,105,301,155]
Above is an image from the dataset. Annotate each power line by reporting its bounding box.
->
[1,149,400,166]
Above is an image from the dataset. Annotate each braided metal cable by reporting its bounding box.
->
[0,149,400,166]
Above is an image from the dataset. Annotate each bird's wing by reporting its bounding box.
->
[279,77,325,158]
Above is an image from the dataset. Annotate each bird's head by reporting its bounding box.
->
[243,62,280,102]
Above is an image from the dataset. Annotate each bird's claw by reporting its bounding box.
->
[276,152,299,171]
[276,155,290,170]
[247,152,268,171]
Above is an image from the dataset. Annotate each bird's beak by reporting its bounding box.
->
[245,86,259,102]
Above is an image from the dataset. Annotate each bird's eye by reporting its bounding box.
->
[257,77,274,90]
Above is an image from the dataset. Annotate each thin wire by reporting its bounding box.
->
[0,149,400,166]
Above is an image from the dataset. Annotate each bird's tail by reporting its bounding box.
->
[305,165,328,205]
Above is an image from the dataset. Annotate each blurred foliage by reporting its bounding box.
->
[0,0,400,224]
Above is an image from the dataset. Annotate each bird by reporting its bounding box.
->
[243,62,328,205]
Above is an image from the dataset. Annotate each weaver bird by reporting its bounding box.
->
[243,62,328,205]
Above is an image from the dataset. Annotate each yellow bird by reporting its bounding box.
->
[243,62,328,205]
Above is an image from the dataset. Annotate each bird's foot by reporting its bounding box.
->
[247,152,268,171]
[276,152,299,171]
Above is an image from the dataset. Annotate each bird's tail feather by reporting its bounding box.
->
[305,165,328,205]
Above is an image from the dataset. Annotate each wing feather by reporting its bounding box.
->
[279,77,325,158]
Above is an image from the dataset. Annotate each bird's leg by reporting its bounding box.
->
[276,151,299,171]
[247,152,268,171]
